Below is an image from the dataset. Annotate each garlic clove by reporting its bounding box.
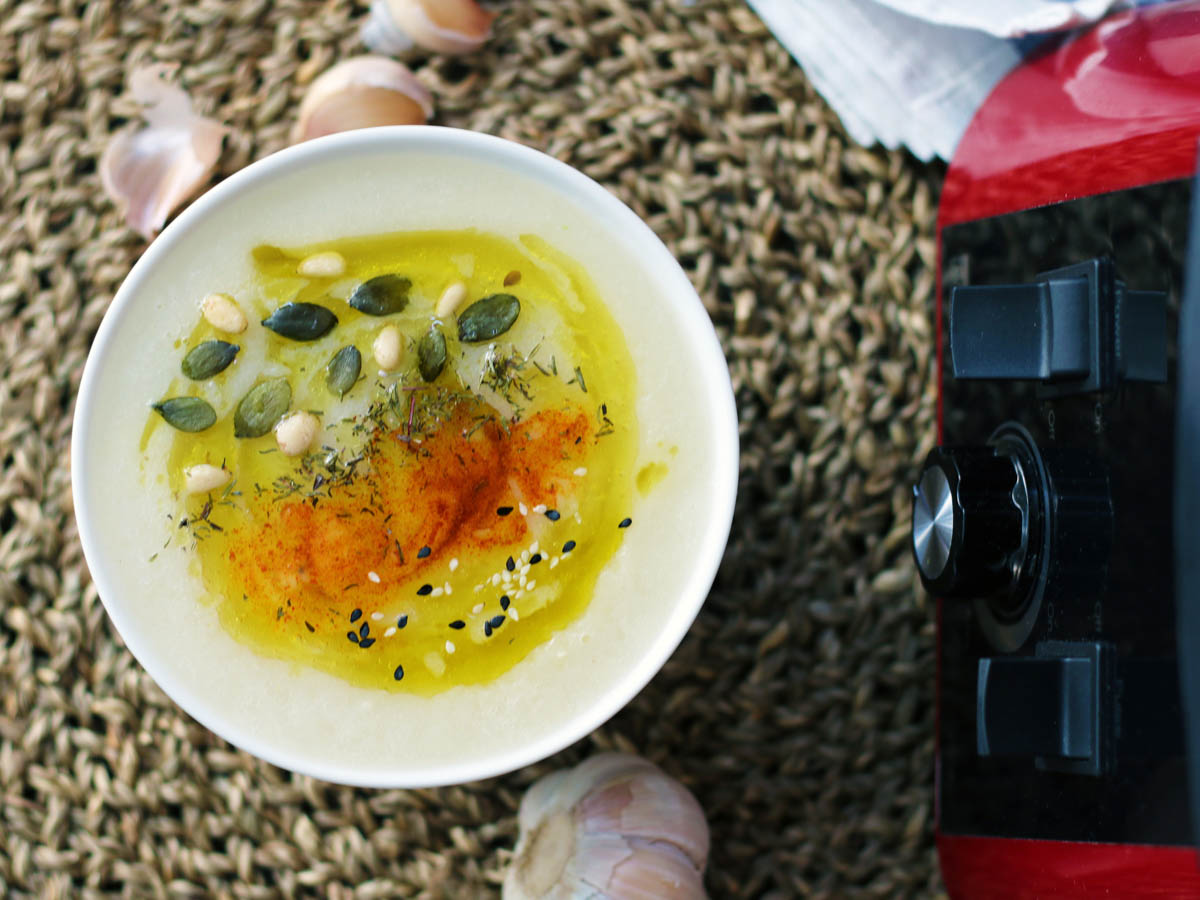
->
[573,834,708,900]
[361,0,496,56]
[608,839,709,899]
[292,56,433,144]
[100,64,228,239]
[578,760,710,870]
[504,753,710,900]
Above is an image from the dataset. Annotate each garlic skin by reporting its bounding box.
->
[292,56,433,144]
[100,64,228,239]
[361,0,496,55]
[504,753,710,900]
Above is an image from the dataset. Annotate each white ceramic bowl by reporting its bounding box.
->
[72,126,738,787]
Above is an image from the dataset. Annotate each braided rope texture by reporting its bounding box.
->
[0,0,944,896]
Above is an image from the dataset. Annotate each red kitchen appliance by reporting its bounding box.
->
[914,3,1200,896]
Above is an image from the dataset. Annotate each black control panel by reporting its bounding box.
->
[930,180,1191,844]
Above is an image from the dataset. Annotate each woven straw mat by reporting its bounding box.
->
[0,0,944,896]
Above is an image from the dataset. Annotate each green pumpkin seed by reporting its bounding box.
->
[418,326,447,382]
[152,397,217,432]
[262,302,338,341]
[349,275,412,316]
[325,345,362,397]
[181,340,240,380]
[457,293,520,342]
[234,378,291,438]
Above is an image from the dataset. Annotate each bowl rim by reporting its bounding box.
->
[72,125,739,787]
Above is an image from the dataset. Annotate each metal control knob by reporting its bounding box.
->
[912,445,1038,605]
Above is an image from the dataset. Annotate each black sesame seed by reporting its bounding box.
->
[417,584,433,596]
[350,608,362,622]
[506,556,515,571]
[393,664,405,681]
[545,509,561,521]
[449,620,465,630]
[619,517,632,528]
[359,637,375,649]
[602,404,608,415]
[497,506,514,516]
[484,622,493,637]
[305,621,315,633]
[397,614,409,628]
[562,540,576,553]
[359,623,369,638]
[417,546,431,559]
[530,553,542,565]
[500,595,510,610]
[347,631,360,644]
[489,615,505,629]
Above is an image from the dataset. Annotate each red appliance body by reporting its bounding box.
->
[934,4,1200,896]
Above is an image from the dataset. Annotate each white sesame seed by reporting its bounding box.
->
[492,573,502,586]
[472,603,484,614]
[449,558,459,572]
[530,541,540,555]
[384,626,397,637]
[509,608,520,621]
[474,584,483,593]
[520,550,530,564]
[527,580,536,591]
[432,587,444,597]
[444,582,453,595]
[574,467,587,476]
[519,503,528,516]
[445,641,456,654]
[520,563,531,576]
[514,589,525,600]
[519,574,527,587]
[367,571,381,583]
[533,504,547,514]
[371,612,383,621]
[550,557,560,569]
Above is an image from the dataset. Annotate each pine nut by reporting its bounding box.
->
[274,411,320,457]
[200,293,248,334]
[436,282,468,318]
[184,463,231,495]
[297,251,346,278]
[373,325,404,370]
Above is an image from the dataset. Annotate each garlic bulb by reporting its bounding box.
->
[504,753,710,899]
[99,64,228,239]
[361,0,496,55]
[292,56,433,144]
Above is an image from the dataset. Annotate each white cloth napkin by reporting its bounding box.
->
[745,0,1132,160]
